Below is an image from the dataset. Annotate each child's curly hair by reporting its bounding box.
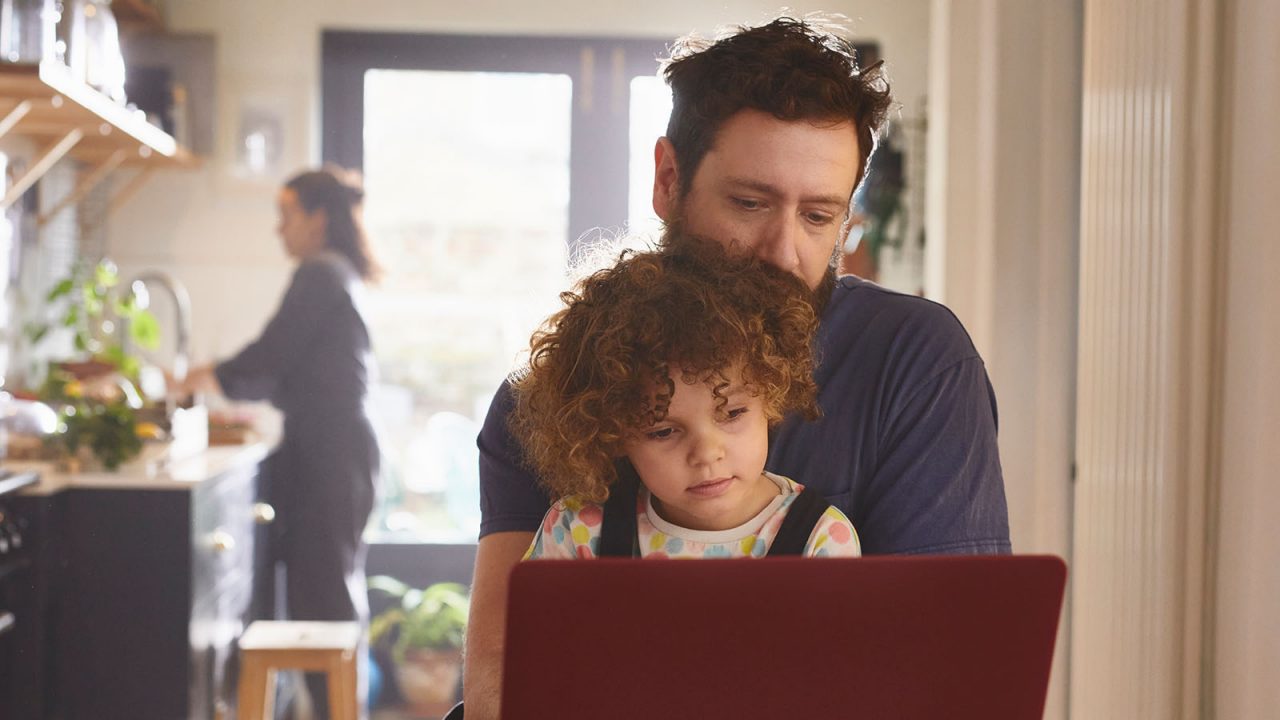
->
[509,234,821,504]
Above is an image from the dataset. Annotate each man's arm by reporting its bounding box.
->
[860,356,1010,555]
[465,381,554,719]
[463,531,534,720]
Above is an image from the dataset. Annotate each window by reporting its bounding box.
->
[323,32,669,543]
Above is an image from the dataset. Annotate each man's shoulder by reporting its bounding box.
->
[821,275,982,374]
[828,276,973,341]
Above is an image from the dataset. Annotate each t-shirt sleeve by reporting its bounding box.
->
[864,356,1011,555]
[214,260,344,401]
[478,380,554,537]
[522,501,595,560]
[804,506,862,558]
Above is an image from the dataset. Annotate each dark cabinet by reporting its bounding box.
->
[12,458,265,720]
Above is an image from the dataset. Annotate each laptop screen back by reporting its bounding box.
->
[502,555,1066,720]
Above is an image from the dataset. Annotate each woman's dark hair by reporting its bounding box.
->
[662,15,893,198]
[510,233,821,503]
[285,165,382,282]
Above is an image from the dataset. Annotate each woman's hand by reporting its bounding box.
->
[165,365,223,401]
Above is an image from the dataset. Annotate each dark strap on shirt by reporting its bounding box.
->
[601,467,832,557]
[765,486,832,556]
[598,461,641,557]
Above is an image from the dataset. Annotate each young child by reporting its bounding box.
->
[509,235,860,559]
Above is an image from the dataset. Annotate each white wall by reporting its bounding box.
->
[1213,0,1280,716]
[108,0,931,364]
[926,3,1080,717]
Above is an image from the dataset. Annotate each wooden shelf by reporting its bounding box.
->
[0,61,194,167]
[0,61,198,215]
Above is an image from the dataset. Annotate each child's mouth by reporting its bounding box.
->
[687,477,734,497]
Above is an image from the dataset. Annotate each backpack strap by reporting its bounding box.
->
[598,461,641,557]
[766,486,833,556]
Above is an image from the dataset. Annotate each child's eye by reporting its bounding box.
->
[645,427,675,440]
[725,407,749,421]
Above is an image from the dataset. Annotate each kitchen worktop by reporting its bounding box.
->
[3,435,275,719]
[9,439,273,495]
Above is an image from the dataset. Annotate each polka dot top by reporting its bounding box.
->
[523,472,861,560]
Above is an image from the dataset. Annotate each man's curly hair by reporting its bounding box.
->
[510,235,821,504]
[662,14,893,198]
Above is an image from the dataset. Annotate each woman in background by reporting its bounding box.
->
[174,165,381,717]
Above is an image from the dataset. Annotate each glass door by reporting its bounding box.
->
[323,32,668,543]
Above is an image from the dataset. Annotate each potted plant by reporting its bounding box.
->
[369,577,469,716]
[26,258,161,380]
[20,259,163,470]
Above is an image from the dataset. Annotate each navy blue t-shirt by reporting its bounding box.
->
[477,275,1011,555]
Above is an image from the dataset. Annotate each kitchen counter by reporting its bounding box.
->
[10,439,274,495]
[5,435,276,719]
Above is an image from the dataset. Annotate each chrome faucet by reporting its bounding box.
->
[121,271,192,382]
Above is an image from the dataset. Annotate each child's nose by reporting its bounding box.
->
[688,431,726,467]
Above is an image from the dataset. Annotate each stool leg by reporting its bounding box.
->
[262,668,278,720]
[326,651,356,720]
[237,654,269,720]
[345,649,360,719]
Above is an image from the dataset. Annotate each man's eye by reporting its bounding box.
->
[646,427,675,440]
[732,197,763,210]
[804,211,835,225]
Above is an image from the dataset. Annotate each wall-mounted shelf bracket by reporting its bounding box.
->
[2,129,84,210]
[0,62,197,216]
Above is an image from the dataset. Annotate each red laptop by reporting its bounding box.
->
[501,556,1067,720]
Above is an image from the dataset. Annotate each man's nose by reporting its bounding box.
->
[755,213,802,274]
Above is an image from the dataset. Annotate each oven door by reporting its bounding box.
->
[0,554,36,718]
[0,564,21,711]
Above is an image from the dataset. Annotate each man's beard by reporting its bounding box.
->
[659,214,838,319]
[812,265,836,317]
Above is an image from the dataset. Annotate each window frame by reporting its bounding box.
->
[322,30,669,250]
[320,30,669,555]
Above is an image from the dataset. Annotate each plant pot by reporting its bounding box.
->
[56,359,117,381]
[394,647,462,717]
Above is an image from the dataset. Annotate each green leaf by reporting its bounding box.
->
[100,344,126,366]
[421,582,469,605]
[369,608,407,645]
[128,311,161,350]
[368,575,412,599]
[94,261,119,289]
[368,580,469,656]
[82,287,104,318]
[119,355,141,380]
[26,324,49,345]
[46,278,74,302]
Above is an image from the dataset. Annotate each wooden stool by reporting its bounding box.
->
[237,620,361,720]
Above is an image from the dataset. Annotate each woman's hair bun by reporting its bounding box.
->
[321,163,365,205]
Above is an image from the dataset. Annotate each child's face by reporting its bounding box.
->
[622,365,774,531]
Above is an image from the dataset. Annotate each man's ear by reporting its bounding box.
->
[652,137,680,221]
